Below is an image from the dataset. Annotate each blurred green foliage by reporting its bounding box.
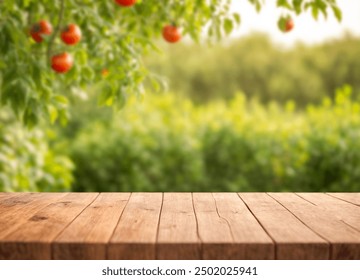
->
[68,85,360,192]
[0,0,341,127]
[146,34,360,106]
[0,112,73,192]
[0,0,240,127]
[0,1,353,193]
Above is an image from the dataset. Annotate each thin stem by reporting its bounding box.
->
[47,0,66,61]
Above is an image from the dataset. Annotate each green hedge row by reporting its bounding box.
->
[146,34,360,107]
[70,86,360,192]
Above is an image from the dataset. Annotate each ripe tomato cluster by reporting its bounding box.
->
[31,1,296,77]
[30,20,82,74]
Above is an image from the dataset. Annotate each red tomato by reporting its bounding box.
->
[285,19,294,32]
[30,20,53,43]
[61,24,82,45]
[115,0,136,7]
[162,25,181,43]
[51,53,73,74]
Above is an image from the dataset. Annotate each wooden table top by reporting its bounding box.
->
[0,192,359,260]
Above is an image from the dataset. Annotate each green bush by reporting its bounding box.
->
[0,112,74,192]
[146,34,360,107]
[69,86,360,192]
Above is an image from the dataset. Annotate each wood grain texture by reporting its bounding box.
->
[270,193,360,259]
[327,193,360,206]
[297,193,360,231]
[157,193,200,259]
[0,193,68,239]
[0,192,359,260]
[192,193,234,259]
[108,193,163,260]
[192,193,274,259]
[239,193,329,260]
[0,193,20,200]
[0,193,98,260]
[53,193,130,260]
[212,193,274,259]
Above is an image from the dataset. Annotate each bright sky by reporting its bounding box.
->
[230,0,360,46]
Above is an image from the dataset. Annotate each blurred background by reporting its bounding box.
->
[1,0,360,192]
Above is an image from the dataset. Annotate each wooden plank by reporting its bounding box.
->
[269,193,360,260]
[108,193,163,260]
[192,193,233,259]
[0,193,27,205]
[0,193,19,200]
[0,193,98,260]
[239,193,329,260]
[192,193,273,259]
[213,193,274,259]
[53,193,130,260]
[327,193,360,206]
[0,193,68,239]
[297,193,360,231]
[157,193,200,259]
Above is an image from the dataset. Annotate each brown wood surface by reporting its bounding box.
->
[211,193,274,259]
[327,193,360,206]
[0,192,359,260]
[108,193,163,260]
[297,193,360,231]
[192,193,274,259]
[0,193,19,199]
[157,193,200,259]
[53,193,130,259]
[0,193,68,240]
[0,193,98,259]
[192,192,235,259]
[269,193,360,259]
[239,193,329,259]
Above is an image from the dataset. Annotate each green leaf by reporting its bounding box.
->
[82,66,95,80]
[292,0,303,14]
[277,0,292,9]
[47,105,58,124]
[223,19,234,35]
[115,87,127,110]
[233,13,241,25]
[312,6,319,20]
[331,5,342,22]
[53,95,69,106]
[98,83,114,107]
[23,101,39,129]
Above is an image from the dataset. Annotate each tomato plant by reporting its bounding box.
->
[0,0,342,127]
